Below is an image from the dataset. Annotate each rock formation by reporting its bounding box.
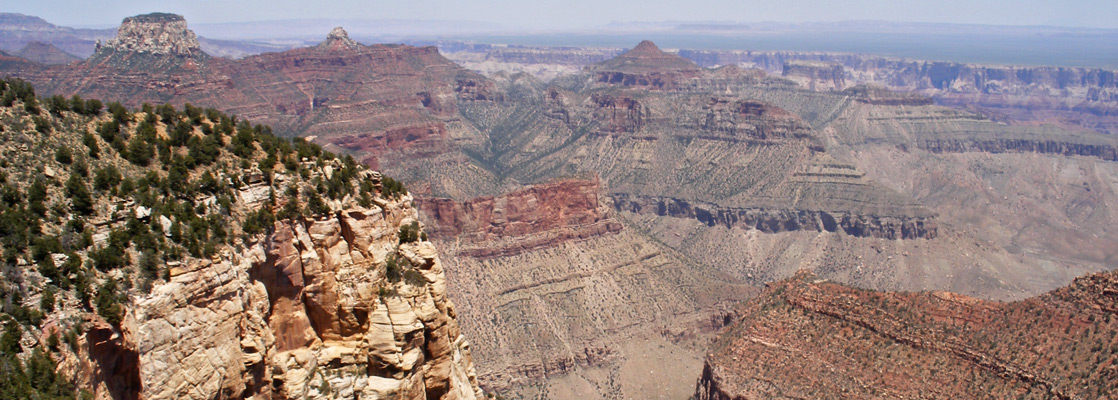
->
[782,60,845,91]
[417,178,752,398]
[317,26,359,50]
[678,49,1118,134]
[14,41,80,65]
[590,40,701,89]
[99,13,201,56]
[696,269,1118,399]
[5,28,1118,398]
[125,194,483,399]
[0,83,483,400]
[83,12,206,71]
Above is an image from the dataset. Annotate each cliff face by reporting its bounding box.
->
[125,194,481,399]
[696,270,1118,399]
[782,60,845,91]
[416,179,753,398]
[99,13,201,56]
[418,178,619,242]
[0,82,482,400]
[68,189,483,400]
[612,194,937,240]
[679,50,1118,134]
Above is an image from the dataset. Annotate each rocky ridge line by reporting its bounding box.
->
[612,193,937,240]
[696,270,1118,399]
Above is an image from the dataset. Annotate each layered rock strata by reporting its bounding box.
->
[417,180,754,398]
[99,13,200,56]
[612,194,937,239]
[679,49,1118,134]
[591,40,701,89]
[782,60,845,91]
[696,270,1118,399]
[75,189,483,399]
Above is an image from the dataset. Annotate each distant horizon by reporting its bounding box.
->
[39,16,1118,34]
[6,0,1118,31]
[3,9,1117,70]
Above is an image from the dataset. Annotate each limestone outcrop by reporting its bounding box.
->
[116,193,484,399]
[612,193,937,239]
[99,13,200,56]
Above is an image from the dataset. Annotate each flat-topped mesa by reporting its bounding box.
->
[99,13,201,56]
[316,26,359,50]
[593,40,701,89]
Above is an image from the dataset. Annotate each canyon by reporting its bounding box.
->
[0,11,1115,398]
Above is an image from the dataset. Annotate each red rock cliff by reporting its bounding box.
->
[416,178,622,257]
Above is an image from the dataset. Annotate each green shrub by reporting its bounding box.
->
[93,165,121,192]
[398,221,421,244]
[81,131,99,158]
[94,280,123,326]
[54,147,72,165]
[126,136,154,166]
[64,175,94,216]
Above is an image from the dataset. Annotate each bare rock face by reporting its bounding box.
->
[70,192,483,400]
[417,178,623,257]
[679,49,1118,134]
[99,13,200,56]
[782,60,846,91]
[592,40,701,89]
[696,270,1118,399]
[317,26,359,50]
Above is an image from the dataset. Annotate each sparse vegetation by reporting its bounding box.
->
[0,77,412,394]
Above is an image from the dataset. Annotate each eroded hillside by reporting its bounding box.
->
[697,269,1118,399]
[0,78,482,399]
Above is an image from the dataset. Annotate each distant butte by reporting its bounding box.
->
[316,26,360,50]
[592,40,701,88]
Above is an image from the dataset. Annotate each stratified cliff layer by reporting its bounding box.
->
[678,49,1118,135]
[697,270,1118,399]
[128,191,482,400]
[417,178,753,398]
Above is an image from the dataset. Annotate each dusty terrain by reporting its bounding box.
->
[698,269,1118,399]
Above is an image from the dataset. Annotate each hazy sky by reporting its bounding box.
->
[7,0,1118,30]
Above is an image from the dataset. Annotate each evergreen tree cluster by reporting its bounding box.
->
[0,78,410,395]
